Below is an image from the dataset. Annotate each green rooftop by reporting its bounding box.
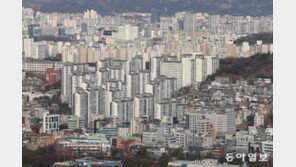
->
[114,136,138,139]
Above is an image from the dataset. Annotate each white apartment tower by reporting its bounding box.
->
[205,56,219,76]
[113,25,139,41]
[160,61,182,90]
[181,54,195,87]
[23,36,36,58]
[195,56,207,83]
[61,64,73,104]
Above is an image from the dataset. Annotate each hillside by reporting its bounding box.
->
[201,53,273,85]
[218,53,273,79]
[178,53,272,95]
[22,0,273,16]
[234,33,273,45]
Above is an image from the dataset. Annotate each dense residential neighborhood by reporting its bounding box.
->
[22,7,273,167]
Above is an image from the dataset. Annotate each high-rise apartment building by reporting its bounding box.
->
[113,25,139,41]
[195,55,207,83]
[23,36,36,58]
[160,61,182,90]
[181,54,195,87]
[73,88,88,127]
[205,56,219,76]
[134,94,154,118]
[184,12,196,37]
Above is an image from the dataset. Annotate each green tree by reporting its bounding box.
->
[136,147,152,167]
[59,124,68,130]
[205,153,213,159]
[218,156,227,164]
[159,152,171,167]
[230,158,243,165]
[247,114,255,126]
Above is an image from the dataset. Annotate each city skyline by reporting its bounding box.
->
[22,5,273,167]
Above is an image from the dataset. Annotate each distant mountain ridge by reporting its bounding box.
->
[23,0,273,16]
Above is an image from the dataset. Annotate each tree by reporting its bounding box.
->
[201,53,273,83]
[218,156,227,164]
[123,147,153,167]
[159,153,170,167]
[247,114,255,126]
[205,153,213,159]
[22,145,74,167]
[59,124,68,130]
[110,147,124,160]
[230,158,243,165]
[74,129,83,134]
[184,152,199,161]
[136,147,150,159]
[234,33,273,45]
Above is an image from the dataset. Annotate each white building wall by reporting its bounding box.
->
[195,57,207,83]
[23,37,36,58]
[182,55,194,87]
[160,61,182,89]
